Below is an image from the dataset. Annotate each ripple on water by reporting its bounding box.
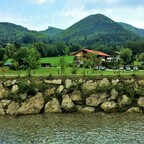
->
[0,113,144,144]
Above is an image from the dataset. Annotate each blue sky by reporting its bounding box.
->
[0,0,144,31]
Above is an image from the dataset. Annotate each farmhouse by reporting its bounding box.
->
[71,48,110,67]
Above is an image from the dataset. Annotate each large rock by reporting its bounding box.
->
[6,101,20,115]
[65,79,73,89]
[98,78,110,87]
[76,105,95,113]
[126,107,142,113]
[108,89,118,100]
[112,79,119,86]
[57,85,64,93]
[0,83,8,99]
[117,95,132,107]
[0,100,11,115]
[86,93,107,107]
[12,85,19,93]
[16,93,44,115]
[4,80,16,87]
[137,97,144,108]
[44,79,62,85]
[61,94,75,111]
[70,91,83,103]
[82,80,97,91]
[45,98,62,113]
[100,101,117,112]
[137,80,144,86]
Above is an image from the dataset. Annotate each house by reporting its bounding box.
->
[71,48,110,67]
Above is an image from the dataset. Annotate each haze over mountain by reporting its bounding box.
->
[0,14,144,49]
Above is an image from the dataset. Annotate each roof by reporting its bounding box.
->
[72,48,110,57]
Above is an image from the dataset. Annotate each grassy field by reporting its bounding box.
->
[0,66,144,77]
[40,56,74,66]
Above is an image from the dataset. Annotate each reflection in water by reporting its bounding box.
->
[0,113,144,144]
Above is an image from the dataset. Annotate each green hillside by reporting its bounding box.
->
[119,22,144,37]
[57,14,142,49]
[40,26,64,36]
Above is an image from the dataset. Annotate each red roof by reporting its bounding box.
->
[73,48,110,57]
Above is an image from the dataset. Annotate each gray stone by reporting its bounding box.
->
[0,100,11,115]
[100,101,117,112]
[57,85,64,93]
[117,95,132,107]
[12,85,18,93]
[76,105,95,113]
[16,93,44,115]
[45,98,62,113]
[65,79,73,89]
[0,83,8,99]
[4,80,16,87]
[137,97,144,107]
[46,87,56,96]
[82,80,97,91]
[61,94,75,111]
[98,78,110,87]
[112,79,119,86]
[86,93,107,107]
[6,101,20,115]
[126,107,142,113]
[44,79,62,85]
[70,91,83,103]
[108,89,118,100]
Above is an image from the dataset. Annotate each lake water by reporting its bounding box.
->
[0,113,144,144]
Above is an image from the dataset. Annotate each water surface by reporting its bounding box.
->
[0,113,144,144]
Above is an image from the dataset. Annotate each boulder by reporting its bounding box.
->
[98,78,110,87]
[112,79,119,86]
[117,95,132,107]
[86,93,107,107]
[61,94,75,111]
[46,87,56,96]
[65,79,73,89]
[16,93,44,115]
[57,85,64,93]
[0,83,8,99]
[108,89,118,100]
[6,101,20,115]
[4,80,16,87]
[70,91,83,103]
[137,80,144,86]
[44,79,62,85]
[45,98,62,113]
[12,85,19,93]
[100,101,117,112]
[126,107,142,113]
[76,105,95,113]
[82,80,97,91]
[0,100,11,115]
[137,97,144,108]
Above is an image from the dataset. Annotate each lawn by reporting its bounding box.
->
[40,56,74,67]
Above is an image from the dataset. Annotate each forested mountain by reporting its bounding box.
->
[0,22,52,46]
[0,14,144,53]
[40,26,63,36]
[57,14,143,51]
[119,22,144,37]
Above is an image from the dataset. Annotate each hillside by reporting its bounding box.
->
[119,22,144,37]
[57,14,142,50]
[40,26,63,36]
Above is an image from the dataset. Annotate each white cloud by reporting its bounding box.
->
[27,0,55,4]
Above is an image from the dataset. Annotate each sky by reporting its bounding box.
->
[0,0,144,31]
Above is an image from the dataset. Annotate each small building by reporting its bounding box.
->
[71,48,110,67]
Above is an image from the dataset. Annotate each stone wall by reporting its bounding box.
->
[0,77,144,115]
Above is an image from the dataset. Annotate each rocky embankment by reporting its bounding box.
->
[0,77,144,115]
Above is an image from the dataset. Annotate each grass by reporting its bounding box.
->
[0,66,144,78]
[40,56,74,66]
